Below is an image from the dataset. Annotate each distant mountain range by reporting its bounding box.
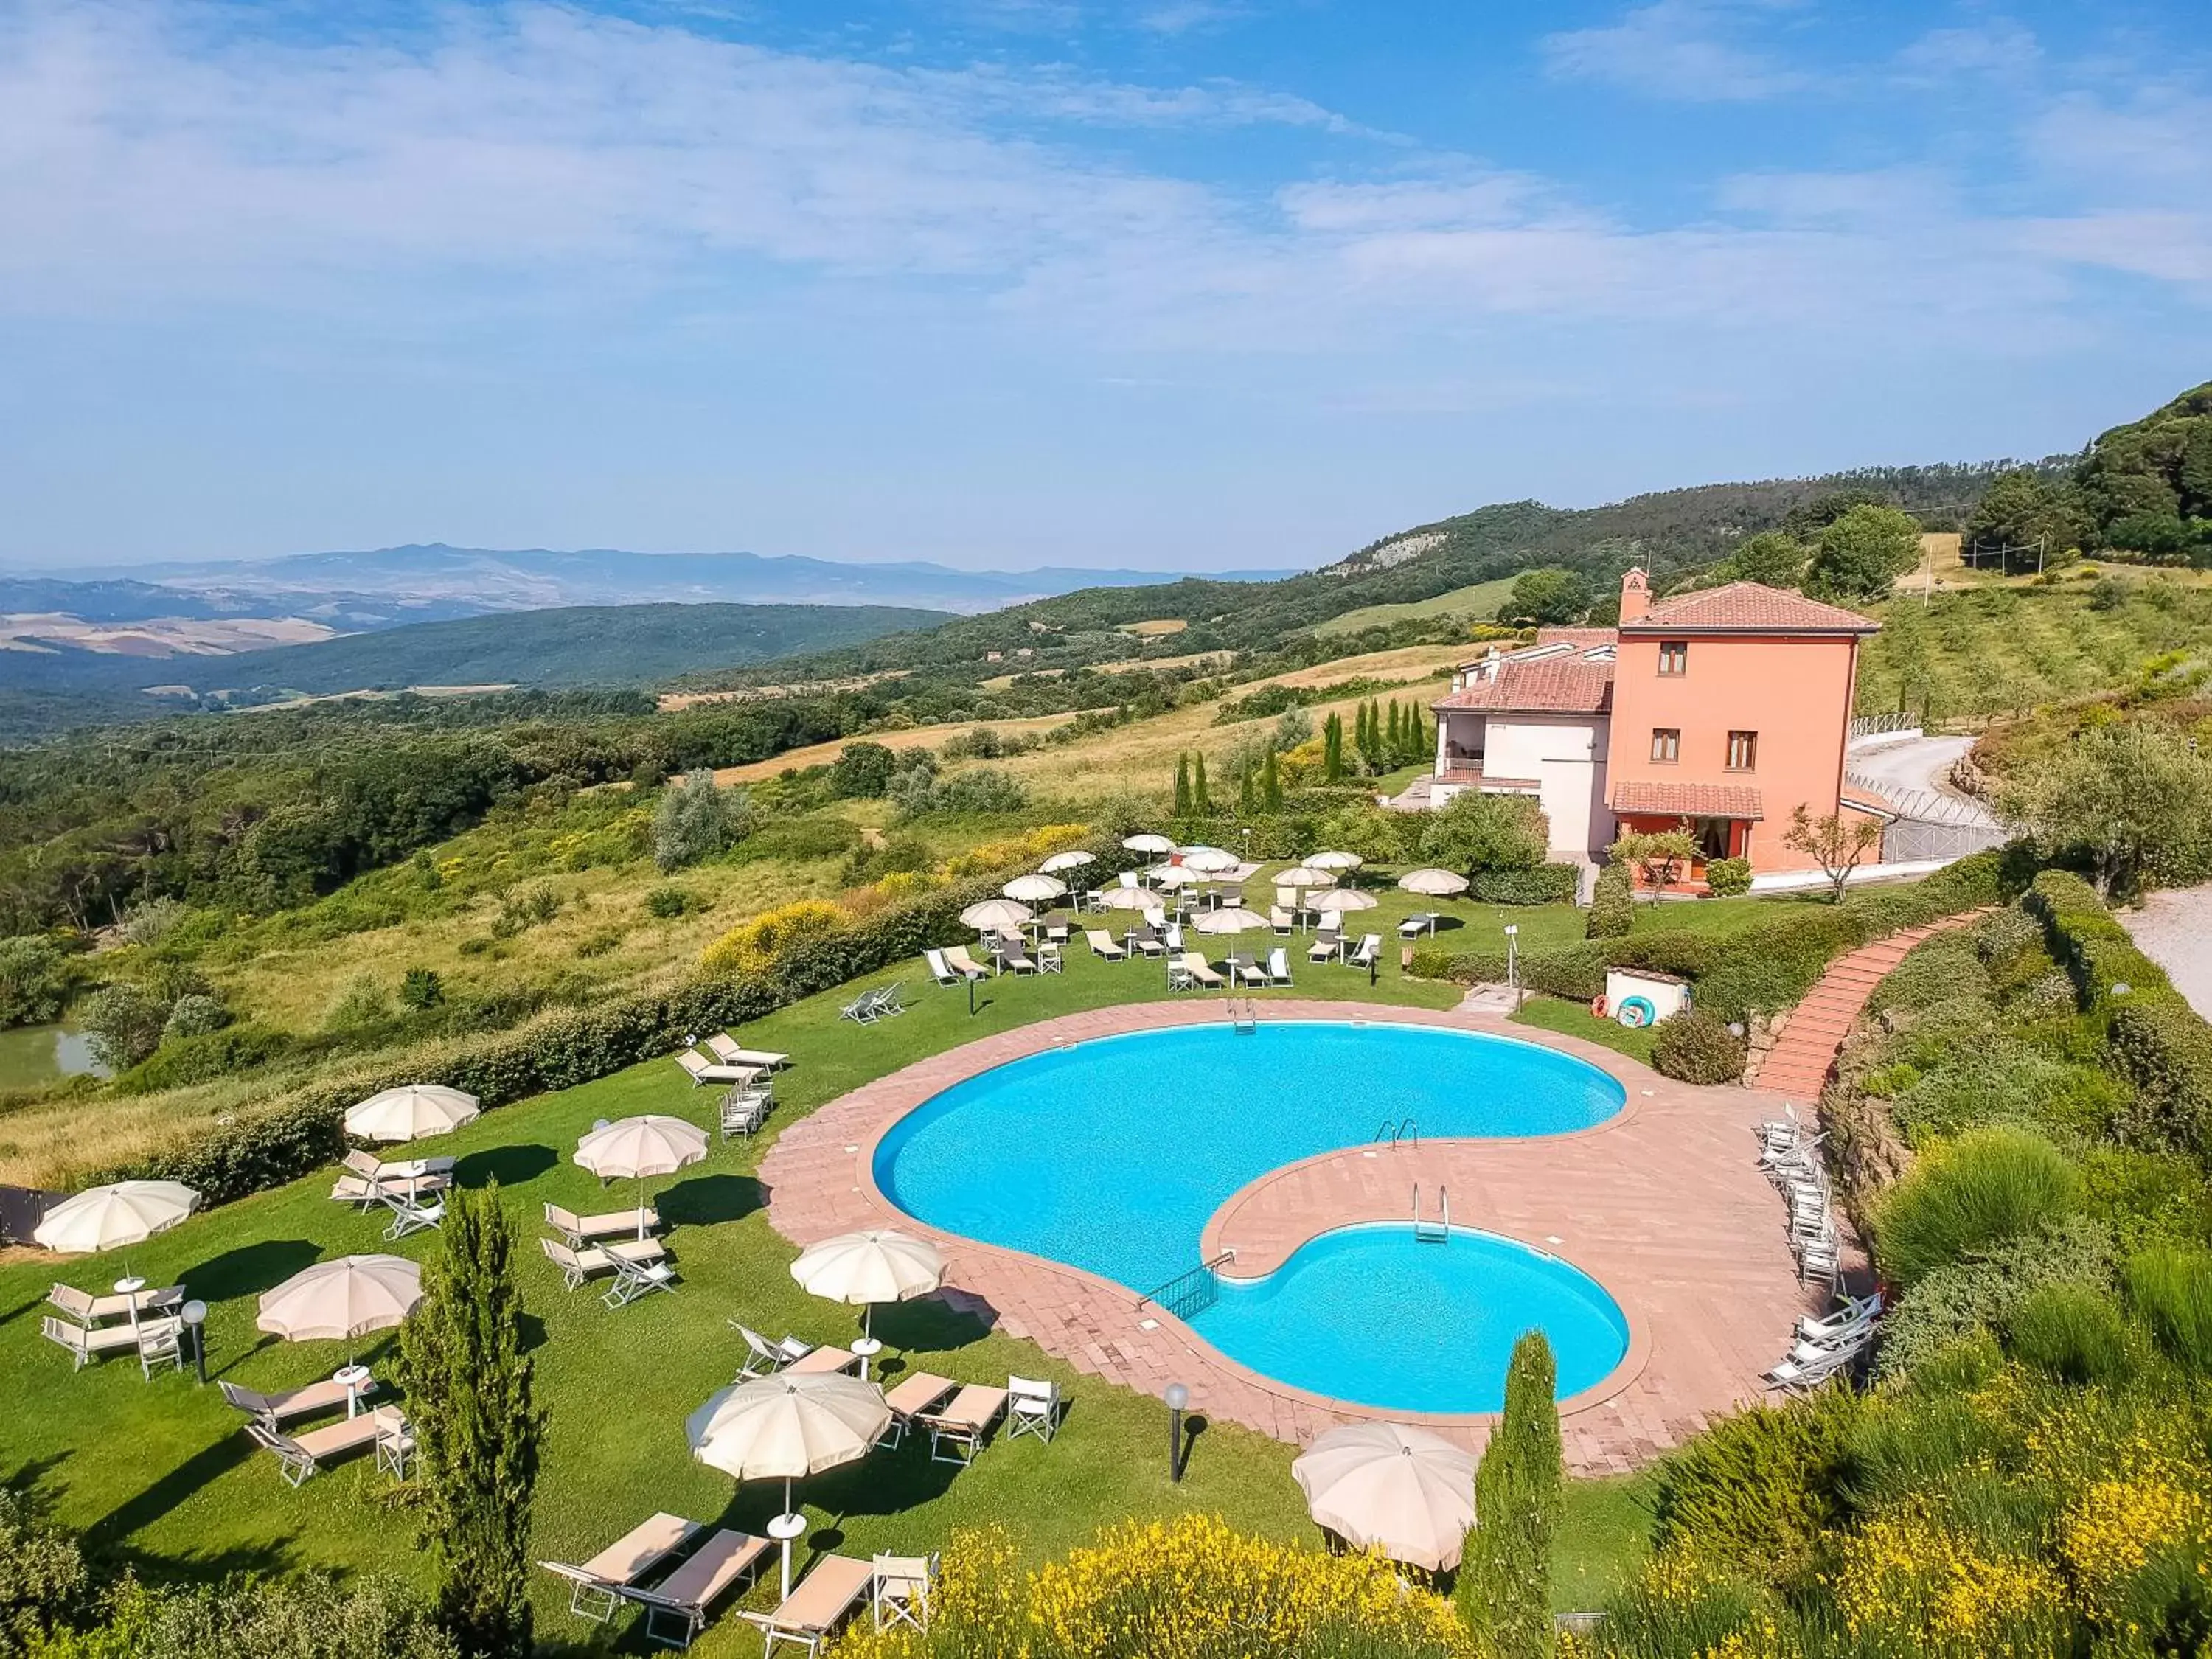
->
[30,544,1301,619]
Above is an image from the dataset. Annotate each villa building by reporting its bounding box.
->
[1420,568,1880,879]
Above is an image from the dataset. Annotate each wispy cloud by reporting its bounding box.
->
[1895,18,2039,84]
[1539,1,1804,102]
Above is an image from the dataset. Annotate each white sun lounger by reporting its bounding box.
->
[220,1375,374,1428]
[924,948,961,987]
[919,1383,1009,1464]
[678,1049,754,1086]
[627,1528,773,1649]
[1178,952,1225,989]
[542,1235,669,1292]
[705,1033,789,1070]
[734,1323,815,1379]
[545,1202,661,1247]
[41,1314,181,1374]
[1085,929,1127,960]
[943,945,990,980]
[740,1553,877,1658]
[542,1512,702,1625]
[878,1372,956,1449]
[248,1406,408,1487]
[46,1282,184,1327]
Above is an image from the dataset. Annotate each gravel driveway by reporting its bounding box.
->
[2121,885,2212,1020]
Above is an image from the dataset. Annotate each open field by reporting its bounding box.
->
[0,939,1660,1653]
[1118,618,1189,636]
[1312,576,1520,636]
[706,714,1071,785]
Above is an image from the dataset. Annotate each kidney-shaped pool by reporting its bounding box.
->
[872,1020,1631,1414]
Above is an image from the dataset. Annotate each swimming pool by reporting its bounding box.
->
[872,1020,1631,1413]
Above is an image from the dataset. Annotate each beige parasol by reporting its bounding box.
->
[1397,867,1472,897]
[1273,866,1338,890]
[1291,1421,1476,1571]
[1178,846,1239,873]
[1001,874,1068,904]
[33,1181,200,1257]
[791,1229,945,1368]
[576,1115,709,1238]
[1192,906,1270,935]
[1310,888,1380,914]
[1038,849,1095,874]
[1121,832,1177,854]
[257,1255,423,1346]
[1094,886,1156,912]
[344,1084,481,1144]
[959,897,1034,931]
[1303,850,1366,872]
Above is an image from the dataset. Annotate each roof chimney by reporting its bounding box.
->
[1619,566,1649,625]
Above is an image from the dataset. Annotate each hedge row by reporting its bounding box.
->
[1409,852,2009,1021]
[108,844,1144,1208]
[1466,863,1582,906]
[2025,869,2212,1159]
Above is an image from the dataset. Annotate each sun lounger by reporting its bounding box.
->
[220,1375,374,1428]
[1265,947,1293,985]
[42,1314,181,1373]
[627,1528,773,1649]
[604,1251,678,1308]
[943,945,990,979]
[332,1148,454,1208]
[545,1202,661,1247]
[879,1372,956,1448]
[734,1323,816,1379]
[1165,924,1185,953]
[248,1406,408,1487]
[740,1553,877,1658]
[1085,928,1127,960]
[1007,1374,1061,1443]
[542,1235,669,1291]
[873,982,907,1017]
[1798,1292,1882,1343]
[721,1088,771,1139]
[1348,933,1382,970]
[542,1512,703,1624]
[919,1383,1009,1464]
[872,1553,939,1634]
[381,1190,445,1241]
[993,937,1036,975]
[838,989,883,1024]
[705,1034,789,1070]
[1129,928,1164,958]
[924,947,961,987]
[678,1048,755,1085]
[1307,926,1343,964]
[1178,952,1225,989]
[46,1282,184,1327]
[786,1345,859,1376]
[1230,956,1270,989]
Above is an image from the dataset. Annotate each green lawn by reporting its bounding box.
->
[1312,576,1522,636]
[0,931,1656,1651]
[1511,993,1659,1065]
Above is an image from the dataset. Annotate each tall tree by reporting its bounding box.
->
[1500,567,1591,626]
[1421,793,1549,877]
[1260,748,1283,812]
[1322,713,1345,783]
[1173,754,1192,818]
[1191,753,1211,816]
[1719,529,1807,588]
[397,1183,543,1659]
[1237,756,1256,815]
[1995,721,2212,899]
[1804,504,1924,601]
[1457,1332,1564,1659]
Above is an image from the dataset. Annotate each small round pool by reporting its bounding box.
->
[872,1020,1630,1413]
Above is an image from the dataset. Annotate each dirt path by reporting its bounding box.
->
[2121,885,2212,1021]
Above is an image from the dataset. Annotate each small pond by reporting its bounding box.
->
[0,1024,105,1090]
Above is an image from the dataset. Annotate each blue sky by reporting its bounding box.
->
[1,1,2208,574]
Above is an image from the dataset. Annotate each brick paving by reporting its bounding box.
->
[1747,910,1993,1097]
[760,998,1834,1474]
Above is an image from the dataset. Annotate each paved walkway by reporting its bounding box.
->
[2121,885,2212,1022]
[1748,911,1990,1097]
[761,999,1826,1473]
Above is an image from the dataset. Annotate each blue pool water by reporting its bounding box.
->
[873,1020,1630,1413]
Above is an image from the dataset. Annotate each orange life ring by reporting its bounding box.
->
[1590,995,1607,1019]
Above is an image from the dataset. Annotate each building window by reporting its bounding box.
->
[1658,641,1688,675]
[1650,728,1680,763]
[1727,730,1759,771]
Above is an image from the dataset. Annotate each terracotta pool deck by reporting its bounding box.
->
[759,998,1846,1474]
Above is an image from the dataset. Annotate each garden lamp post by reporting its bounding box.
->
[182,1299,208,1385]
[1165,1382,1189,1482]
[1503,925,1519,1006]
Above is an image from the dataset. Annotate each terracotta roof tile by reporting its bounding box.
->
[1623,582,1877,635]
[1609,779,1766,820]
[1432,658,1614,714]
[1534,626,1620,648]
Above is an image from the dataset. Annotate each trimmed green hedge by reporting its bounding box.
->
[1466,863,1582,905]
[102,844,1150,1208]
[2027,869,2212,1158]
[1411,852,2008,1020]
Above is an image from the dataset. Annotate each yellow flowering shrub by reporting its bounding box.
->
[1829,1506,2069,1659]
[942,824,1089,880]
[2058,1442,2212,1623]
[700,900,845,974]
[831,1516,1470,1659]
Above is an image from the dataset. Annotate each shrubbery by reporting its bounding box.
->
[1874,1214,2118,1382]
[1585,861,1633,939]
[651,768,749,871]
[2006,1281,2135,1385]
[1465,863,1580,905]
[1873,1125,2083,1287]
[1703,855,1751,897]
[1652,1390,1861,1576]
[0,935,71,1027]
[2124,1245,2212,1372]
[1650,1009,1747,1085]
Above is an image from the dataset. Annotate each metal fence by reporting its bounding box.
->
[1848,710,1922,740]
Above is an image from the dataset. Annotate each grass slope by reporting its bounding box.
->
[0,942,1655,1652]
[1312,575,1522,636]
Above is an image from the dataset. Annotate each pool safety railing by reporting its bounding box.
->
[1230,997,1259,1034]
[1374,1116,1419,1150]
[1412,1183,1450,1244]
[1137,1250,1237,1321]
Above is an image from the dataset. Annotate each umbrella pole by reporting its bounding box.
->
[639,1174,649,1241]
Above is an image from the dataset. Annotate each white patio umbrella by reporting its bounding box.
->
[344,1083,481,1144]
[33,1181,200,1259]
[1094,886,1156,912]
[1121,832,1177,854]
[1001,873,1067,904]
[1311,888,1380,914]
[575,1115,709,1238]
[1398,867,1471,897]
[1304,850,1365,872]
[1178,846,1238,873]
[1193,906,1270,935]
[791,1229,945,1372]
[257,1255,423,1359]
[959,897,1034,932]
[1039,849,1095,874]
[1274,866,1338,890]
[1147,866,1197,891]
[1292,1422,1475,1572]
[688,1373,891,1599]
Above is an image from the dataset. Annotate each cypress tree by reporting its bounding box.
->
[1261,748,1283,812]
[1387,700,1402,757]
[1322,713,1344,782]
[1192,752,1211,815]
[1174,754,1193,818]
[1456,1332,1563,1659]
[1238,757,1256,815]
[399,1182,543,1659]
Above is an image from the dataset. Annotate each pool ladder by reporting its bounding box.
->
[1374,1117,1419,1150]
[1411,1182,1450,1244]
